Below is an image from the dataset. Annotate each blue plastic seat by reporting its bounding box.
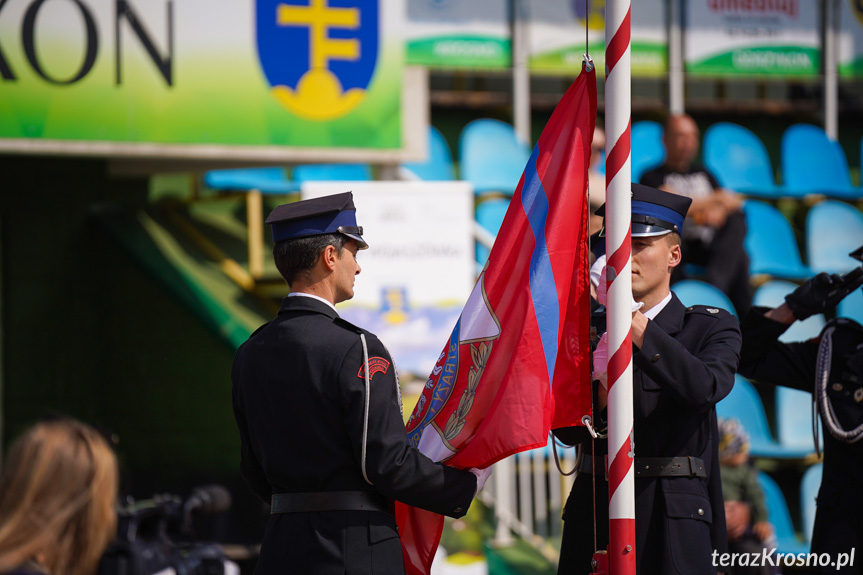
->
[203,167,299,194]
[631,121,665,184]
[775,386,822,455]
[743,201,812,280]
[717,375,812,458]
[703,122,785,198]
[838,288,863,324]
[757,471,810,555]
[752,280,825,342]
[801,463,823,544]
[475,198,509,265]
[291,163,372,183]
[781,124,860,199]
[671,279,737,316]
[400,125,456,181]
[806,200,863,274]
[459,119,531,196]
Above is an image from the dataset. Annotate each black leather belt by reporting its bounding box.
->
[578,455,707,479]
[271,491,388,515]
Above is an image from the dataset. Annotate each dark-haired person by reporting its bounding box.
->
[555,184,742,574]
[231,192,490,575]
[0,418,118,575]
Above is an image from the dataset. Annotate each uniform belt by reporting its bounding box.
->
[578,455,707,479]
[270,491,388,514]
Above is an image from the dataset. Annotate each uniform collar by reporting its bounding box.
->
[648,292,685,335]
[280,293,340,319]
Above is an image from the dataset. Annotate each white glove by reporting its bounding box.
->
[592,332,609,390]
[470,466,493,496]
[590,254,606,289]
[596,265,644,313]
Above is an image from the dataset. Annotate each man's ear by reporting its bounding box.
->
[668,243,682,269]
[321,245,338,272]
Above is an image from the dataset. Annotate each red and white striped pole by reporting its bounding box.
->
[604,0,636,573]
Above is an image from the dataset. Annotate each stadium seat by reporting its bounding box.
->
[475,198,509,265]
[291,163,372,183]
[703,122,784,198]
[806,200,863,274]
[838,287,863,324]
[717,375,812,459]
[752,280,825,343]
[631,121,665,184]
[743,201,812,280]
[671,279,737,316]
[459,119,531,196]
[400,125,456,181]
[801,463,823,544]
[775,387,822,455]
[203,167,299,194]
[781,124,860,199]
[757,471,810,555]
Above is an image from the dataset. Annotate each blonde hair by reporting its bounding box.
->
[0,419,118,575]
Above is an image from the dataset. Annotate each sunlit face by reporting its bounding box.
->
[333,240,361,304]
[664,115,700,168]
[631,234,680,302]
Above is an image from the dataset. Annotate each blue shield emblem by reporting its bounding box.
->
[255,0,379,120]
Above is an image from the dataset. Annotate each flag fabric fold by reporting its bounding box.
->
[398,65,597,575]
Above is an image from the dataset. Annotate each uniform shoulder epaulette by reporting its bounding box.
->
[248,322,270,339]
[333,316,367,335]
[684,305,732,319]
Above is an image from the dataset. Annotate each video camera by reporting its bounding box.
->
[99,485,234,575]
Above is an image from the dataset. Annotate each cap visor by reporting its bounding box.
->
[343,233,369,249]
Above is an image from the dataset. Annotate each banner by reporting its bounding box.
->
[303,181,476,376]
[685,0,820,77]
[0,0,403,155]
[397,64,596,575]
[405,0,510,68]
[528,0,667,77]
[839,0,863,78]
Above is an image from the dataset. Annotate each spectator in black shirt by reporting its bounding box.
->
[641,114,752,315]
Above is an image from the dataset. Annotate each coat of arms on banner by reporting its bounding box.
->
[255,0,379,120]
[405,269,501,463]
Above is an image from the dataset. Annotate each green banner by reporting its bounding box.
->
[0,0,402,153]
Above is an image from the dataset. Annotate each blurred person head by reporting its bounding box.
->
[0,419,118,575]
[718,417,751,467]
[663,114,700,172]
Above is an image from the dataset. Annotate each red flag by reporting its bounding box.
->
[398,66,597,575]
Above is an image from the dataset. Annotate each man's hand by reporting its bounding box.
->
[724,500,751,541]
[785,272,849,320]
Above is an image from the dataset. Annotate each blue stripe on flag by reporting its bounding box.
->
[520,145,560,384]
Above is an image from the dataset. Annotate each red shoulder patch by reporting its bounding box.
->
[358,357,391,379]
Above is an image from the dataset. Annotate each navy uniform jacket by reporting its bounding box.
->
[739,309,863,573]
[556,294,741,575]
[232,296,477,575]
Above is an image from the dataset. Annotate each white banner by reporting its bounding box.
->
[405,0,510,68]
[527,0,667,76]
[685,0,820,77]
[839,0,863,78]
[302,181,476,375]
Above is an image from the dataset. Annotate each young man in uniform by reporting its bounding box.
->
[556,184,742,574]
[232,192,490,574]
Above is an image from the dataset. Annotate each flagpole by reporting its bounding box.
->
[604,0,636,573]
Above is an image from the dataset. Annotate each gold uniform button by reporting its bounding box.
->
[651,354,661,362]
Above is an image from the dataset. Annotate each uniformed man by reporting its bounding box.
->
[231,192,490,574]
[555,184,742,574]
[738,268,863,574]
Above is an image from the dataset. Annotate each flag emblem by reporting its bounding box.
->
[255,0,379,120]
[358,356,390,379]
